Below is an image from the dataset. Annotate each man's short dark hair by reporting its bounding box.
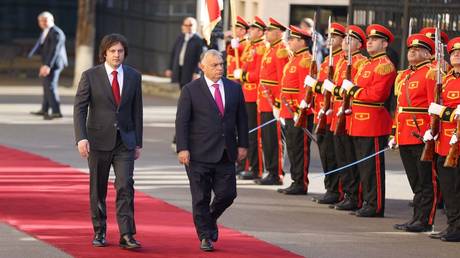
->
[98,33,129,63]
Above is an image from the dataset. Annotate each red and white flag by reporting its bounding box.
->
[199,0,224,45]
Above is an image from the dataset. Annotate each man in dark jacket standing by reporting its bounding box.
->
[176,49,248,252]
[29,11,68,120]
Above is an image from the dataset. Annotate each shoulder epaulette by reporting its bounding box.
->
[276,48,289,59]
[375,62,395,76]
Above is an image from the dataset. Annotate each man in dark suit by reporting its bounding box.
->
[29,11,68,120]
[175,49,248,252]
[73,34,143,249]
[165,17,204,88]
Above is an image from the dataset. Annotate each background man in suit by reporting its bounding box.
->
[73,34,143,249]
[175,49,248,252]
[29,11,68,120]
[166,17,204,150]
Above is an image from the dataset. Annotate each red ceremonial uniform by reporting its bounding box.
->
[347,52,396,136]
[240,38,266,102]
[227,38,249,80]
[394,61,436,145]
[259,38,289,112]
[279,47,311,118]
[330,51,367,132]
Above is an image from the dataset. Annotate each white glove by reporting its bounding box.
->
[293,113,299,123]
[233,69,243,80]
[304,75,317,88]
[341,79,354,92]
[388,137,398,150]
[272,108,280,120]
[299,99,308,109]
[317,108,325,119]
[280,117,286,126]
[336,106,344,117]
[231,38,239,49]
[344,108,352,115]
[323,79,335,93]
[450,134,458,145]
[423,129,438,142]
[428,103,444,116]
[325,109,333,116]
[455,104,460,120]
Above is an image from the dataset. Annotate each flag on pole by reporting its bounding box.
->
[199,0,224,45]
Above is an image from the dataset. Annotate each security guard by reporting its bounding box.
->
[341,24,397,217]
[390,34,437,232]
[304,22,345,204]
[277,25,313,195]
[426,37,460,242]
[233,16,266,180]
[256,18,289,185]
[227,16,250,81]
[323,25,368,210]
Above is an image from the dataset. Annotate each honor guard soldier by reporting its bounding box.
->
[426,37,460,242]
[255,18,289,185]
[341,24,397,217]
[390,34,437,232]
[323,25,368,210]
[233,16,266,180]
[419,27,451,73]
[227,16,249,81]
[277,25,313,195]
[305,22,345,204]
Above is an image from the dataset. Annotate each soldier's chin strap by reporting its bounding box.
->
[311,147,390,178]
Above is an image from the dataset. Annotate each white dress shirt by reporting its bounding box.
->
[104,62,124,95]
[204,76,225,107]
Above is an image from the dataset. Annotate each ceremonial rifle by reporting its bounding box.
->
[315,16,333,135]
[295,12,318,128]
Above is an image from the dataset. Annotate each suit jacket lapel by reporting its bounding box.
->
[96,65,116,106]
[222,78,230,116]
[199,77,221,118]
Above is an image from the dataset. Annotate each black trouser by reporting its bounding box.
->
[399,144,437,225]
[334,134,359,200]
[317,126,339,194]
[41,64,63,114]
[246,102,261,175]
[186,152,237,240]
[352,136,387,215]
[260,112,283,178]
[437,156,460,231]
[284,115,313,189]
[88,133,136,236]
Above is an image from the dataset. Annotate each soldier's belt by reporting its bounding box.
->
[398,107,428,114]
[244,83,257,90]
[352,100,384,108]
[260,79,279,86]
[333,96,344,101]
[281,87,300,93]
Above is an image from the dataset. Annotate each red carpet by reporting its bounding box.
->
[0,145,302,258]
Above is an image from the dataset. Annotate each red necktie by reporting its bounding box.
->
[212,83,224,116]
[111,70,121,106]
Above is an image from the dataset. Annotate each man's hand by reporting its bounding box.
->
[231,38,240,49]
[39,65,50,77]
[304,75,317,88]
[134,147,141,160]
[77,139,90,158]
[341,79,354,92]
[237,147,248,162]
[165,69,172,78]
[178,150,190,166]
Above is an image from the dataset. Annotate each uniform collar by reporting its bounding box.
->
[409,60,431,71]
[270,38,282,47]
[332,48,342,56]
[251,38,264,45]
[369,51,386,60]
[295,47,308,56]
[344,50,361,60]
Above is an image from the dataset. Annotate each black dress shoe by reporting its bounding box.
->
[92,233,106,247]
[441,231,460,242]
[284,185,307,195]
[430,227,451,239]
[44,113,63,120]
[238,171,259,180]
[335,198,358,211]
[316,192,340,204]
[255,175,282,185]
[277,183,294,193]
[355,206,383,217]
[30,110,45,116]
[200,239,214,251]
[119,234,141,249]
[405,221,433,232]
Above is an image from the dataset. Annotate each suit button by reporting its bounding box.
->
[222,134,225,137]
[114,123,117,127]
